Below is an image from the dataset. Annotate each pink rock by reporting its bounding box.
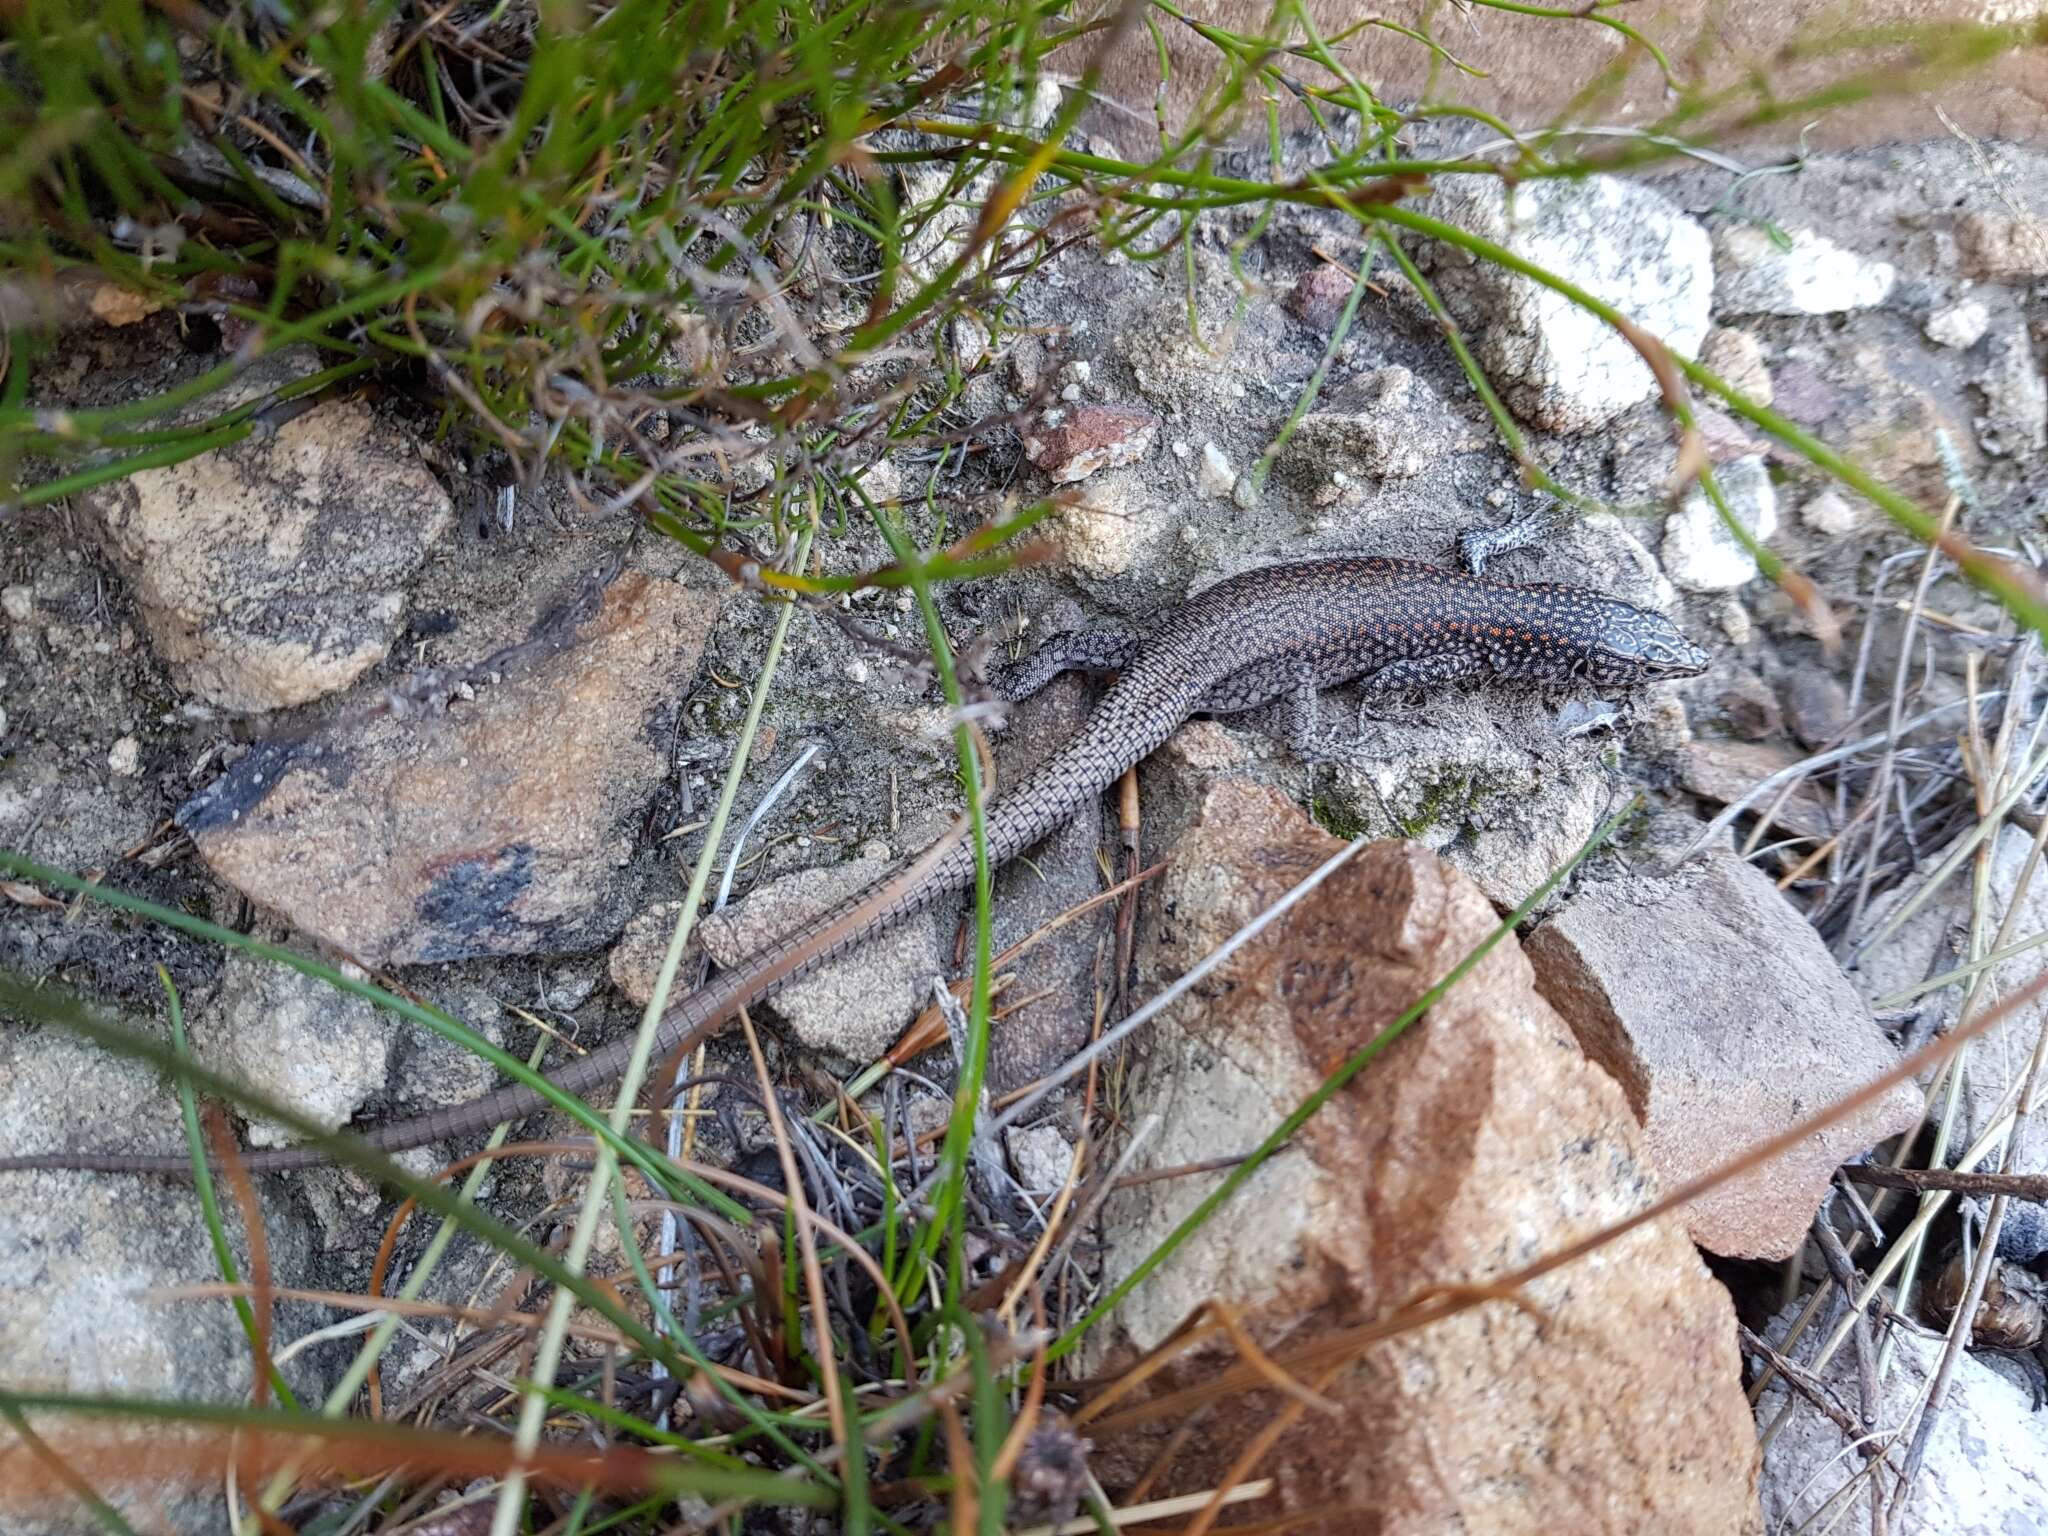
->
[1021,404,1160,483]
[1283,263,1357,330]
[1092,781,1760,1534]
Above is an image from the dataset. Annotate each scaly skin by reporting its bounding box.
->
[0,557,1708,1176]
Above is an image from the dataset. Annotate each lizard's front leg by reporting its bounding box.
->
[1354,651,1488,723]
[991,629,1140,703]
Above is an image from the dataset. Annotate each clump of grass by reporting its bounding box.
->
[6,2,2048,1532]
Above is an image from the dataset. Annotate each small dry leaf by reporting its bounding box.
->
[0,881,63,910]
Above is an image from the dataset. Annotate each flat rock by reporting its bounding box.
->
[0,1032,324,1535]
[87,378,452,712]
[1021,403,1160,484]
[1661,455,1778,592]
[1712,225,1895,317]
[1282,365,1450,482]
[1092,780,1759,1534]
[1954,211,2048,283]
[1783,667,1850,749]
[190,950,392,1147]
[1525,853,1924,1260]
[1682,739,1833,843]
[1754,1298,2046,1535]
[619,855,948,1066]
[178,571,719,967]
[1832,343,1977,503]
[1425,176,1712,432]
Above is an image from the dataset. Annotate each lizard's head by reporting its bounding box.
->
[1580,601,1710,687]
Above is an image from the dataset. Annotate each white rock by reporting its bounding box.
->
[1799,488,1871,537]
[1713,225,1895,317]
[1660,456,1778,592]
[192,951,392,1146]
[0,585,31,625]
[1755,1298,2048,1535]
[106,736,140,777]
[1005,1123,1076,1192]
[853,459,902,505]
[1425,177,1713,432]
[1924,298,1989,349]
[1196,440,1235,498]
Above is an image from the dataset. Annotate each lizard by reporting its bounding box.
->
[0,553,1709,1176]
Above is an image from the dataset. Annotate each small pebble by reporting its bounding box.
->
[1197,441,1235,499]
[1925,299,1990,350]
[107,735,141,777]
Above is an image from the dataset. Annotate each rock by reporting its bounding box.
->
[0,1032,324,1535]
[697,856,947,1064]
[1852,824,2048,1160]
[1092,782,1759,1532]
[1713,598,1754,647]
[1954,210,2048,282]
[1196,440,1235,499]
[898,162,984,286]
[1695,405,1769,462]
[105,735,140,777]
[1526,853,1923,1260]
[1798,488,1872,538]
[1768,359,1838,426]
[188,950,391,1147]
[1045,468,1176,579]
[1833,344,1976,502]
[86,385,452,713]
[1425,177,1713,432]
[1006,1123,1076,1192]
[1924,298,1990,350]
[1974,328,2046,457]
[1682,740,1832,842]
[1283,263,1356,330]
[1119,295,1248,410]
[1717,672,1782,741]
[1283,366,1450,482]
[608,901,702,1006]
[1021,403,1160,484]
[1,584,31,624]
[1660,455,1777,593]
[1783,667,1849,749]
[1754,1298,2046,1535]
[1712,225,1895,316]
[179,571,719,968]
[1699,325,1772,406]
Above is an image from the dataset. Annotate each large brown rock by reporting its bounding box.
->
[179,571,719,967]
[1526,854,1924,1261]
[1093,780,1759,1536]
